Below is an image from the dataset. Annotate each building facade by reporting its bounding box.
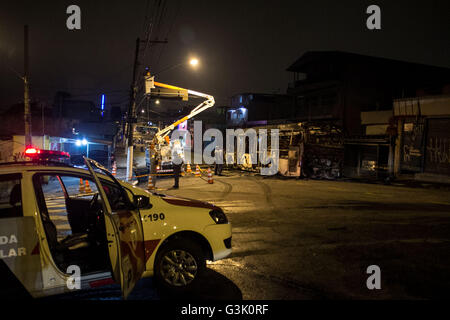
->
[227,93,293,128]
[286,51,450,136]
[393,94,450,183]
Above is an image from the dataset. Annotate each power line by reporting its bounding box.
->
[142,0,162,63]
[146,0,162,62]
[141,0,151,35]
[155,0,181,71]
[0,51,24,81]
[3,64,24,81]
[154,0,168,40]
[136,95,148,110]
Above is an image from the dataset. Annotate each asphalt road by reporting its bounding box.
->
[148,171,450,300]
[48,170,450,300]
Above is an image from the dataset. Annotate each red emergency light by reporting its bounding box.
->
[25,147,41,155]
[24,147,70,160]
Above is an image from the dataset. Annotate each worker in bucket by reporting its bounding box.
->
[171,139,184,189]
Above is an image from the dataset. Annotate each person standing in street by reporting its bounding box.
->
[214,145,224,176]
[171,139,184,189]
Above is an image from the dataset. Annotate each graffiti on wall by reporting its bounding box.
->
[403,145,422,163]
[401,119,425,171]
[427,137,450,164]
[12,152,27,162]
[424,118,450,175]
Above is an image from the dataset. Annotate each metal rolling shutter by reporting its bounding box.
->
[424,118,450,175]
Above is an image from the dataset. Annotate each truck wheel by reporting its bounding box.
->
[154,239,205,292]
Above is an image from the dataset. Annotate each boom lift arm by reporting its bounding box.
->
[150,81,215,144]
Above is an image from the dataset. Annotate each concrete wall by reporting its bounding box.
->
[366,125,389,135]
[0,135,50,162]
[0,140,14,162]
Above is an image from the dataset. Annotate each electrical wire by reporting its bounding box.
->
[155,0,181,72]
[141,0,161,64]
[0,51,24,81]
[141,0,151,35]
[150,0,167,63]
[154,0,168,41]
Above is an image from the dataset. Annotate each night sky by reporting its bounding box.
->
[0,0,449,111]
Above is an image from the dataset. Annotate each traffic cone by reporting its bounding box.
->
[195,165,201,177]
[112,161,117,176]
[207,168,214,184]
[186,164,192,174]
[85,180,92,193]
[79,179,85,193]
[147,175,155,190]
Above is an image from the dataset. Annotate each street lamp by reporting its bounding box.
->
[154,57,200,76]
[189,58,199,67]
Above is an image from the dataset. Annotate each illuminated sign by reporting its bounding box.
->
[101,94,105,111]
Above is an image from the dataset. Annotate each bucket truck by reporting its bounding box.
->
[144,77,215,175]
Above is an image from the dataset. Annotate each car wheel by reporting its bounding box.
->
[154,239,205,292]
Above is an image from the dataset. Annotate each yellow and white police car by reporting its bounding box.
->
[0,151,231,299]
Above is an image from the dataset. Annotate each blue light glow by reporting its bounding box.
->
[101,94,105,110]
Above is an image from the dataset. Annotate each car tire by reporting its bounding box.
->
[154,238,205,293]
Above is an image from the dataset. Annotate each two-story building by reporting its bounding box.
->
[225,51,450,179]
[286,51,450,136]
[287,51,450,180]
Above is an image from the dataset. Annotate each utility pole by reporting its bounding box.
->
[24,25,32,147]
[125,37,168,181]
[125,38,141,181]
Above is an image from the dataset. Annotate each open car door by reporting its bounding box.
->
[84,157,145,299]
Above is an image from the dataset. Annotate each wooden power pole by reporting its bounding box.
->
[125,38,141,181]
[125,37,168,181]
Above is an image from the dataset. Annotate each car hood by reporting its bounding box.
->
[160,195,219,210]
[119,182,220,211]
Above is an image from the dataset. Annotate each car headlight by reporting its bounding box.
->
[209,209,228,224]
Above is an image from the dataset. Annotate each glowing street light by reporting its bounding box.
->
[153,57,201,76]
[189,58,199,67]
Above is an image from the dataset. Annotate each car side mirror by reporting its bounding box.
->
[134,195,152,209]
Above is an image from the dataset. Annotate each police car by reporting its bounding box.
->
[0,149,232,299]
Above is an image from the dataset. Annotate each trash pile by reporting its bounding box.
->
[303,145,343,180]
[301,121,344,180]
